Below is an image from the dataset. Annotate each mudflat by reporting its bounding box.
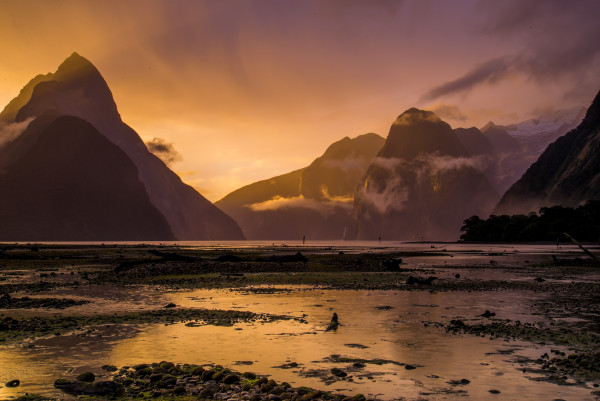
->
[0,242,598,401]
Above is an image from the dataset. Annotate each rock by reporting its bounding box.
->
[406,276,437,285]
[223,374,240,384]
[76,372,95,383]
[101,364,118,372]
[249,394,262,401]
[404,364,416,370]
[149,373,163,382]
[255,377,268,386]
[164,302,177,308]
[5,379,20,387]
[480,310,496,318]
[383,258,402,271]
[535,277,546,282]
[331,368,347,377]
[199,387,215,398]
[93,380,124,397]
[202,369,216,381]
[489,389,501,394]
[270,385,286,395]
[190,366,205,376]
[243,371,257,380]
[455,273,460,278]
[173,385,186,395]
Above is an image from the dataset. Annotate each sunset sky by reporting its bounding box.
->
[1,0,599,201]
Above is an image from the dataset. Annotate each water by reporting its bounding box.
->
[0,286,596,400]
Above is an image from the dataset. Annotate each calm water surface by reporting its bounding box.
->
[0,286,596,400]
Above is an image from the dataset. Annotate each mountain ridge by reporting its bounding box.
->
[0,53,243,240]
[494,90,600,215]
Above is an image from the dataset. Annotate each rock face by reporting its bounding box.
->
[217,133,385,239]
[494,90,600,215]
[0,115,174,241]
[476,108,585,195]
[353,109,498,241]
[0,52,243,240]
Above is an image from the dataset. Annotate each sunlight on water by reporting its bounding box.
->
[0,287,595,400]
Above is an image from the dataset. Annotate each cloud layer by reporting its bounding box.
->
[145,137,182,166]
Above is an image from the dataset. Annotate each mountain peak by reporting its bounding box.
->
[481,121,498,131]
[53,52,102,83]
[394,108,441,126]
[581,89,600,128]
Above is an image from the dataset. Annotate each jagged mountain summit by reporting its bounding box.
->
[0,52,243,240]
[353,108,499,241]
[494,90,600,215]
[217,133,385,239]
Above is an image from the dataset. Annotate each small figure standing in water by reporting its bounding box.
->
[325,312,339,332]
[302,235,306,245]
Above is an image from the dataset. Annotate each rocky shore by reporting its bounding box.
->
[41,361,367,401]
[1,243,599,400]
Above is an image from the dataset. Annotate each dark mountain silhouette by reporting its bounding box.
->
[456,108,585,196]
[0,115,173,240]
[480,122,520,153]
[217,133,385,239]
[454,127,493,155]
[494,90,600,215]
[0,52,243,240]
[353,109,498,241]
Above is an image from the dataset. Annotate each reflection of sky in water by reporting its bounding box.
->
[0,288,596,401]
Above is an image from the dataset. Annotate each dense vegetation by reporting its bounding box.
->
[460,201,600,242]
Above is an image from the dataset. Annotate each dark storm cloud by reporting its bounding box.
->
[421,58,512,102]
[146,137,182,166]
[422,0,600,102]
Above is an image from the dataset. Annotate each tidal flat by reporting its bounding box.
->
[0,242,599,401]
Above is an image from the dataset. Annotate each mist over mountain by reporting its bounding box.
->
[353,109,499,241]
[0,52,243,240]
[494,90,600,215]
[217,133,385,239]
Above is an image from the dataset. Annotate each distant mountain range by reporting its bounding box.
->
[0,53,243,240]
[217,133,384,239]
[494,91,600,215]
[1,52,592,241]
[219,105,586,241]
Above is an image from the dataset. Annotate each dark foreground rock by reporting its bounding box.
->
[54,362,371,401]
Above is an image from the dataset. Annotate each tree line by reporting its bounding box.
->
[460,200,600,242]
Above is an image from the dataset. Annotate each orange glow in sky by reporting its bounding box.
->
[1,1,599,201]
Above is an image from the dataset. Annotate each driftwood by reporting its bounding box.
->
[564,232,598,261]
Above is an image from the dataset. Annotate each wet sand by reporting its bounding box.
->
[0,242,598,400]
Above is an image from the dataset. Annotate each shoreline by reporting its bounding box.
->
[0,244,599,400]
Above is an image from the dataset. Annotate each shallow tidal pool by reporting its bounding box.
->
[0,286,597,400]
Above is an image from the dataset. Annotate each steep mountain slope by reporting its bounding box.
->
[353,109,498,241]
[217,133,385,239]
[475,109,585,195]
[454,127,493,156]
[0,53,243,240]
[0,115,174,240]
[494,90,600,215]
